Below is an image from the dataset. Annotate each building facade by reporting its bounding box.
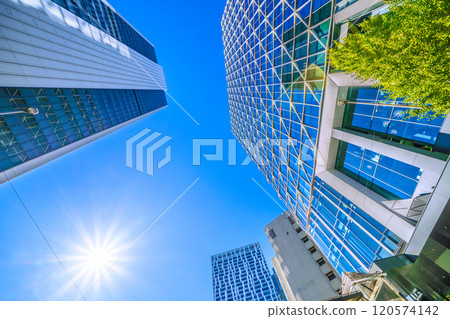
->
[222,0,449,276]
[271,267,287,300]
[0,0,167,183]
[211,243,281,301]
[337,159,450,301]
[265,212,341,300]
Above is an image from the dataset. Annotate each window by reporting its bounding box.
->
[268,229,276,239]
[325,271,336,281]
[341,87,446,151]
[287,215,296,224]
[301,236,309,243]
[308,246,317,254]
[335,141,422,200]
[0,87,167,172]
[316,258,326,266]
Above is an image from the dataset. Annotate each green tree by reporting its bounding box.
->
[328,0,450,118]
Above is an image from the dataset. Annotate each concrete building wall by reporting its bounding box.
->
[271,256,295,301]
[0,0,166,90]
[265,213,341,301]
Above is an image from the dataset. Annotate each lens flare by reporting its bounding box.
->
[51,219,135,300]
[89,250,109,269]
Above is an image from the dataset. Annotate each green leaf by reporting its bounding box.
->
[328,0,450,119]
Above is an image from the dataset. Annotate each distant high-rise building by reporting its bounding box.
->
[222,0,449,275]
[271,267,287,301]
[211,243,281,301]
[0,0,167,183]
[265,212,341,300]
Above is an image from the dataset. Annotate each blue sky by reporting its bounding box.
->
[0,0,287,300]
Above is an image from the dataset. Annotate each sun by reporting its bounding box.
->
[87,248,114,270]
[53,221,135,300]
[75,235,125,277]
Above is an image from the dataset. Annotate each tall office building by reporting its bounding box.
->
[211,242,281,301]
[0,0,167,183]
[271,267,287,301]
[222,0,449,276]
[265,212,341,300]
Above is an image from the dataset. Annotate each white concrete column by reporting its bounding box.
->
[406,159,450,255]
[272,257,296,301]
[316,76,341,174]
[328,72,376,87]
[334,0,383,24]
[439,116,450,134]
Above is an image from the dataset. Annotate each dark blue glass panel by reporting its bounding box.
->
[378,156,422,180]
[377,247,392,259]
[345,87,445,148]
[370,117,389,133]
[350,212,383,240]
[0,88,166,171]
[381,237,397,252]
[319,186,340,206]
[360,159,377,176]
[337,142,421,199]
[340,249,362,272]
[299,2,311,18]
[347,221,379,252]
[336,211,349,225]
[320,195,339,216]
[374,166,418,197]
[312,0,330,10]
[384,230,401,245]
[373,105,392,118]
[335,221,347,239]
[355,87,378,101]
[315,205,335,228]
[343,152,362,170]
[353,103,374,116]
[353,206,386,233]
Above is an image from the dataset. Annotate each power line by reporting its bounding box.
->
[2,172,87,301]
[75,178,200,300]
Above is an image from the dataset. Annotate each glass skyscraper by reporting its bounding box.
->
[0,0,167,183]
[211,243,281,301]
[222,0,449,276]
